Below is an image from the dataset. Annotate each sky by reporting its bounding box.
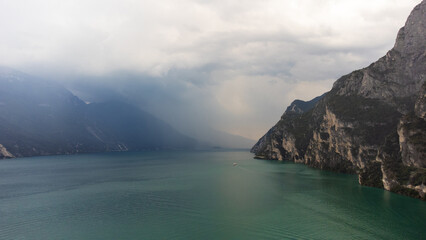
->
[0,0,420,142]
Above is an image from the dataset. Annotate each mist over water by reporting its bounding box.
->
[0,1,419,141]
[1,151,425,239]
[0,2,424,239]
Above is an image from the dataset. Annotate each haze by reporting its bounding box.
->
[0,0,419,145]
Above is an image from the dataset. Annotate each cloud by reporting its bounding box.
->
[0,0,420,141]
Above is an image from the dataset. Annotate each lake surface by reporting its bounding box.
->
[0,150,425,240]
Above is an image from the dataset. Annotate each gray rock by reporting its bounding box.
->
[252,0,426,200]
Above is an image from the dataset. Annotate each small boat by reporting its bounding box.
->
[233,163,238,166]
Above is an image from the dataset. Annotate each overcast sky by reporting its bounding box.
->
[0,0,420,141]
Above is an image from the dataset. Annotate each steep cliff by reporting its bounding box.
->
[252,1,426,199]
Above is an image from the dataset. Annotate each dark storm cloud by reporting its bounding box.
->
[0,0,420,140]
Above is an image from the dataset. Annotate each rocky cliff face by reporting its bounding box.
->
[0,144,14,159]
[252,1,426,200]
[252,94,324,161]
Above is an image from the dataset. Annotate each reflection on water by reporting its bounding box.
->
[0,150,425,239]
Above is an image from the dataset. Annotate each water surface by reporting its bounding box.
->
[0,151,425,239]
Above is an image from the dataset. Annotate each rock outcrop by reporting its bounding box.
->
[0,144,14,158]
[252,1,426,200]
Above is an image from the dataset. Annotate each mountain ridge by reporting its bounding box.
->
[252,0,426,199]
[0,68,197,158]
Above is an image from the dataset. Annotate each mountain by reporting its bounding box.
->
[252,1,426,199]
[251,94,325,157]
[0,67,196,158]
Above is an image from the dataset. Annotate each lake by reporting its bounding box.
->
[0,150,425,239]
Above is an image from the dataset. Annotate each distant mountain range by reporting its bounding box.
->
[0,67,197,158]
[252,1,426,199]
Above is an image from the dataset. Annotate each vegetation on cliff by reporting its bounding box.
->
[252,0,426,200]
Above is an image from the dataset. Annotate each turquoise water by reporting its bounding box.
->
[0,150,425,239]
